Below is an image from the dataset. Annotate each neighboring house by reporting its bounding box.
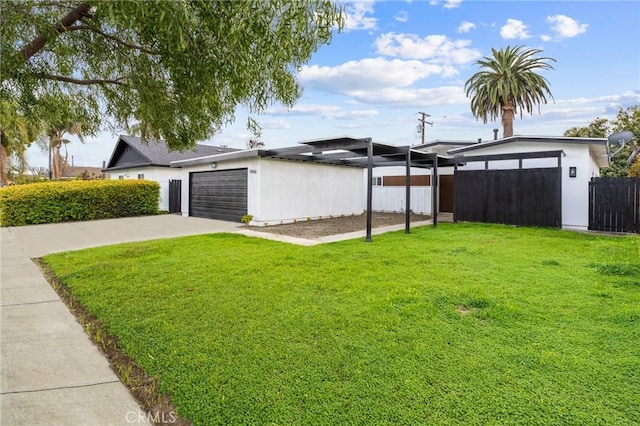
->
[170,149,365,225]
[103,135,237,211]
[62,165,109,179]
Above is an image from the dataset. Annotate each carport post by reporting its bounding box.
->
[453,163,458,223]
[405,149,411,234]
[365,138,373,242]
[432,153,438,228]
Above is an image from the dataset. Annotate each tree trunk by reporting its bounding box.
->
[0,144,10,186]
[501,100,515,138]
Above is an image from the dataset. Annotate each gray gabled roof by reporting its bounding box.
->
[104,135,238,171]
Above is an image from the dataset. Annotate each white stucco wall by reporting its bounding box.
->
[455,142,601,230]
[369,167,432,214]
[176,158,364,225]
[372,187,432,214]
[109,166,179,211]
[257,159,364,225]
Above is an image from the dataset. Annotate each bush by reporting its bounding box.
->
[0,180,160,226]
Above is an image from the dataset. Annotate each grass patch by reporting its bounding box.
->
[43,223,640,425]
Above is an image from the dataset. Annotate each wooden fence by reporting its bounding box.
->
[589,177,640,233]
[454,168,561,228]
[168,179,182,213]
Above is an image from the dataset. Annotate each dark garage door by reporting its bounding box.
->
[190,169,248,222]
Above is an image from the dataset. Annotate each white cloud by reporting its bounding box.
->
[343,1,377,31]
[300,58,447,93]
[546,15,588,39]
[457,21,476,33]
[333,109,380,120]
[444,0,462,9]
[541,34,552,42]
[555,90,640,106]
[430,0,462,8]
[348,86,468,107]
[500,19,531,40]
[261,119,291,129]
[394,10,409,22]
[266,104,379,120]
[374,32,481,65]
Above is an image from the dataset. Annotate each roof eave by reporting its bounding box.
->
[170,149,261,167]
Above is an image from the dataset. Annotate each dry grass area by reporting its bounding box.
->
[250,212,431,239]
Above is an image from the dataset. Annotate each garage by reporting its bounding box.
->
[189,169,248,222]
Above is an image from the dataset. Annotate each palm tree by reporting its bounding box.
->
[0,101,39,185]
[38,123,85,179]
[465,45,556,138]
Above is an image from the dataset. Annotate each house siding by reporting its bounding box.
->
[110,166,179,211]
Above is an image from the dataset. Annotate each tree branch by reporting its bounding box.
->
[37,73,128,86]
[20,3,91,60]
[80,19,160,55]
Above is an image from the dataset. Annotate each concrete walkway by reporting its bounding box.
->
[0,214,434,425]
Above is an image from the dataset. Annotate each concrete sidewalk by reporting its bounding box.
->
[0,215,242,425]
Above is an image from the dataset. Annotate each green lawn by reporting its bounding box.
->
[43,224,640,425]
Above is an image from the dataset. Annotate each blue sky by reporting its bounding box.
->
[27,0,640,169]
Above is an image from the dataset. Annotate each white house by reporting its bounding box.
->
[446,135,609,230]
[170,149,365,226]
[103,135,236,211]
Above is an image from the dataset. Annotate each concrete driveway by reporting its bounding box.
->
[0,215,241,425]
[5,214,242,258]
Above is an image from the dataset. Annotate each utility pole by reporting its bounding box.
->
[416,112,433,145]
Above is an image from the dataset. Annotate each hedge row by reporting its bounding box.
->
[0,180,160,226]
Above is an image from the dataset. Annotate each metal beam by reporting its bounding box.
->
[433,154,438,228]
[366,138,373,242]
[405,149,411,234]
[451,150,564,165]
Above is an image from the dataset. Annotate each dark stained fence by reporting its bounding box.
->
[589,177,640,233]
[454,167,561,228]
[168,179,182,213]
[439,174,454,213]
[189,169,248,222]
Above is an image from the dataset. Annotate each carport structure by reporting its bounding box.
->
[262,137,452,242]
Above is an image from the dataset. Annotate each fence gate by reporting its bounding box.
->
[168,179,182,213]
[454,168,562,228]
[589,177,640,233]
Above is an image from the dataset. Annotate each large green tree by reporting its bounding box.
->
[465,45,556,138]
[1,1,344,150]
[564,106,639,177]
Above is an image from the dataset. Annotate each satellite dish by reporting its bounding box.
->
[607,130,634,159]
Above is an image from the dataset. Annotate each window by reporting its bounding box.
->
[118,175,124,180]
[372,177,382,186]
[137,174,144,180]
